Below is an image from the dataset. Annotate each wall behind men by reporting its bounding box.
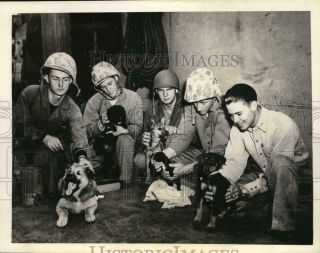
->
[162,12,312,154]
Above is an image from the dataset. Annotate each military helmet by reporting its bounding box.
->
[184,67,222,103]
[153,69,180,90]
[91,61,120,88]
[42,52,77,84]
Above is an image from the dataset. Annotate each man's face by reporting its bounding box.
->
[194,98,214,115]
[47,69,72,97]
[156,88,177,105]
[99,77,119,99]
[226,100,256,131]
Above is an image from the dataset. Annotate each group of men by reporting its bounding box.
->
[14,52,309,239]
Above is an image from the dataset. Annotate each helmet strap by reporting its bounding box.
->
[95,86,123,101]
[152,90,157,116]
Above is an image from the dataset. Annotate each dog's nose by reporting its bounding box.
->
[65,173,77,182]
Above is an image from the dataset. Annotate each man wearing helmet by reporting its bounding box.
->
[83,62,143,188]
[14,52,90,197]
[133,69,197,182]
[155,68,232,227]
[162,68,231,179]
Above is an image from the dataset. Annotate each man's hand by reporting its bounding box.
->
[142,132,151,146]
[150,155,165,173]
[204,185,217,204]
[225,184,245,203]
[78,157,92,170]
[151,128,162,146]
[43,135,64,152]
[152,128,162,137]
[164,126,177,135]
[100,112,109,125]
[107,125,129,136]
[163,162,193,180]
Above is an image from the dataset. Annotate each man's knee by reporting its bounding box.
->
[116,134,134,150]
[134,152,147,170]
[268,155,296,176]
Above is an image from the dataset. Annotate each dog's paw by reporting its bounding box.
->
[205,225,217,233]
[85,214,96,223]
[205,216,218,232]
[192,220,203,231]
[56,216,68,228]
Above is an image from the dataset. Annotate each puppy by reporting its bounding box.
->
[145,125,169,184]
[105,105,127,132]
[149,152,181,190]
[93,104,127,155]
[56,163,98,228]
[193,152,226,231]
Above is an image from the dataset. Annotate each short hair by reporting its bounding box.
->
[224,83,257,105]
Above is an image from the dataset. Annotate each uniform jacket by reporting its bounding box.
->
[83,88,143,141]
[219,106,309,184]
[14,84,88,159]
[141,94,196,154]
[195,104,231,155]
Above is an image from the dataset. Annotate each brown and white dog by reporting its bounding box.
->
[56,163,98,228]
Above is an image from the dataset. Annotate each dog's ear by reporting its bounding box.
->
[215,154,226,168]
[85,167,95,180]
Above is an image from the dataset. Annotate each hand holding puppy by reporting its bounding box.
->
[162,162,193,180]
[204,185,217,203]
[78,156,93,170]
[109,125,129,136]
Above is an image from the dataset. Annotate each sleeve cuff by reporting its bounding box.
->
[162,147,177,159]
[73,149,87,161]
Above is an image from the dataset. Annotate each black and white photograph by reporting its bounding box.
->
[1,1,320,252]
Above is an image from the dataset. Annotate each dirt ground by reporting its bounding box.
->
[12,178,313,244]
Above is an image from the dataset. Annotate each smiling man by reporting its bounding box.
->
[83,62,143,188]
[216,83,309,240]
[14,52,90,198]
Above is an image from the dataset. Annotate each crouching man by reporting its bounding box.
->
[13,52,91,198]
[159,67,231,203]
[134,69,196,183]
[83,62,143,188]
[205,83,309,240]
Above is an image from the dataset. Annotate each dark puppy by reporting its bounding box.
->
[105,105,127,132]
[56,163,98,228]
[149,152,181,191]
[93,105,127,155]
[193,152,226,231]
